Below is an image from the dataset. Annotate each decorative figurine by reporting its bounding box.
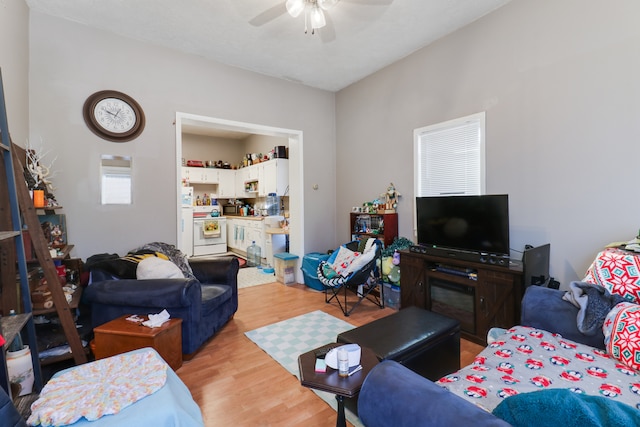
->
[382,183,402,213]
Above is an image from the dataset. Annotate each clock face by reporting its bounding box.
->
[93,98,137,133]
[83,90,145,142]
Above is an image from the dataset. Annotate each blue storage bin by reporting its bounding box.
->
[301,252,330,291]
[383,282,401,310]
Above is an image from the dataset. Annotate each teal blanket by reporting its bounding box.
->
[492,389,640,427]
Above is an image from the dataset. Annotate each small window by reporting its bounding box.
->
[414,112,485,197]
[101,155,132,205]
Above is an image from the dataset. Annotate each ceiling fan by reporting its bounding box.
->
[285,0,339,34]
[250,0,393,36]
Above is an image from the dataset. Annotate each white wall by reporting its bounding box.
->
[336,0,640,288]
[28,12,336,260]
[0,0,29,144]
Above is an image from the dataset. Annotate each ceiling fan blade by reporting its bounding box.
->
[249,4,287,27]
[318,0,340,10]
[318,13,337,43]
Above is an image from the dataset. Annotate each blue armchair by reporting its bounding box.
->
[84,256,239,356]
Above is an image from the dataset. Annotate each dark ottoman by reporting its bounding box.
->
[337,306,460,381]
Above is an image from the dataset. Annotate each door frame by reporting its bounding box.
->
[175,112,305,279]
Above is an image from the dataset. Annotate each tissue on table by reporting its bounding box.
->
[143,309,171,328]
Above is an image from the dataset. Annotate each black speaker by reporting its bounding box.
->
[274,146,287,158]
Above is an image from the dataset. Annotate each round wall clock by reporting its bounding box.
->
[83,90,145,142]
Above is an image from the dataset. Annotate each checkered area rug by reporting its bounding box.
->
[237,266,278,289]
[245,310,364,426]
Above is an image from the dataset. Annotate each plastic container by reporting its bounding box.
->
[266,193,280,216]
[338,348,349,377]
[247,241,261,268]
[7,345,34,396]
[274,252,299,285]
[301,252,330,291]
[383,283,400,310]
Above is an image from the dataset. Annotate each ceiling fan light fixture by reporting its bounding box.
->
[286,0,305,18]
[309,5,326,29]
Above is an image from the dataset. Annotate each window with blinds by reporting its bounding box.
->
[414,112,485,197]
[101,155,132,205]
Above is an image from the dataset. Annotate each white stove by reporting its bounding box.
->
[192,206,227,256]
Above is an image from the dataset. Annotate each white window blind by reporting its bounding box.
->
[414,112,485,197]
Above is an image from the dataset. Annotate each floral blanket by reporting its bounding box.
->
[436,325,640,413]
[28,350,167,426]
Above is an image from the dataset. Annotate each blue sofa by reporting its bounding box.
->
[0,385,26,427]
[357,286,609,427]
[84,256,239,356]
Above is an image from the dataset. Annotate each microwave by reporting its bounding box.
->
[223,205,240,215]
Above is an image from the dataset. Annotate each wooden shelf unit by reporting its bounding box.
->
[1,69,86,412]
[350,212,398,247]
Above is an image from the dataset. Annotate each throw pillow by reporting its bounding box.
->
[331,246,360,277]
[133,242,196,280]
[603,301,640,371]
[345,243,377,276]
[321,263,337,279]
[584,248,640,304]
[89,250,170,279]
[136,257,185,280]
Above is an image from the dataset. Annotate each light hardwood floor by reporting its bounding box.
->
[177,282,484,426]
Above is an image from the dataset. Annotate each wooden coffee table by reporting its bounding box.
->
[298,343,378,427]
[93,314,183,371]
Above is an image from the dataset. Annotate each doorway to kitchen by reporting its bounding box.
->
[174,112,305,282]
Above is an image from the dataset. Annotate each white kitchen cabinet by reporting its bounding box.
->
[218,169,236,198]
[227,218,242,251]
[182,167,218,184]
[247,220,265,254]
[226,218,235,250]
[235,169,246,197]
[240,166,259,197]
[226,218,266,258]
[257,163,266,197]
[260,159,288,196]
[233,159,288,198]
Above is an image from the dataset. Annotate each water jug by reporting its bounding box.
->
[8,310,24,352]
[247,241,261,268]
[266,193,280,216]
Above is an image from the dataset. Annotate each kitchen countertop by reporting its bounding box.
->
[265,227,289,235]
[225,214,266,221]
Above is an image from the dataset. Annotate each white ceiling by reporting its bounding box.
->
[26,0,512,92]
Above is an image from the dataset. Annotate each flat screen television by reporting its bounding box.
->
[416,194,510,257]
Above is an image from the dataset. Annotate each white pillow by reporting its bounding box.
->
[331,246,358,277]
[136,257,185,280]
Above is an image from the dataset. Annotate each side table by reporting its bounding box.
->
[92,314,183,371]
[298,343,378,427]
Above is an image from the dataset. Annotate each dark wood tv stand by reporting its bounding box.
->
[399,249,523,346]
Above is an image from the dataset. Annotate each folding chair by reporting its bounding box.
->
[316,239,385,316]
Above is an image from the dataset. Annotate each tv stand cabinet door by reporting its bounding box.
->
[399,251,427,309]
[475,269,516,341]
